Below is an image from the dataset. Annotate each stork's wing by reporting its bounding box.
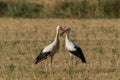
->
[34,49,50,64]
[69,46,86,63]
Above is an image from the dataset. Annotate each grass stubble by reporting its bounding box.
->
[0,18,120,80]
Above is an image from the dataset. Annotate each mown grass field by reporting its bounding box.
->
[0,18,120,80]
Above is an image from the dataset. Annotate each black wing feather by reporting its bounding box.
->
[35,49,50,64]
[69,46,86,63]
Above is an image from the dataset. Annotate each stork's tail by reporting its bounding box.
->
[76,47,86,63]
[34,52,50,64]
[34,60,39,64]
[81,57,86,63]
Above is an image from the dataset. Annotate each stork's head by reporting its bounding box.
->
[60,27,71,35]
[65,28,71,34]
[56,26,66,33]
[56,26,62,31]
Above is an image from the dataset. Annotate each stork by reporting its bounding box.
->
[34,26,65,72]
[61,28,86,65]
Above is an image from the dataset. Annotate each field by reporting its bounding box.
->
[0,18,120,80]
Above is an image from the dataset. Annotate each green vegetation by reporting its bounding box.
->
[8,64,15,73]
[92,46,104,54]
[0,1,43,18]
[0,0,120,18]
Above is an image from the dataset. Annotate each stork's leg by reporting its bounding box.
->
[50,56,53,72]
[45,58,48,72]
[73,56,77,68]
[71,56,74,67]
[75,58,77,66]
[69,54,73,66]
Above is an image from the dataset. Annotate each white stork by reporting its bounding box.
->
[34,26,65,72]
[61,28,86,65]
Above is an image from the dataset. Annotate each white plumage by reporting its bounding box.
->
[64,28,86,63]
[34,26,65,72]
[66,38,77,51]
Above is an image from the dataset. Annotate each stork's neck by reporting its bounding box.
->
[54,29,59,43]
[66,33,70,41]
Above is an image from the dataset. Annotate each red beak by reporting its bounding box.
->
[60,28,67,35]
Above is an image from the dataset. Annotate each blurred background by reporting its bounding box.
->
[0,0,120,18]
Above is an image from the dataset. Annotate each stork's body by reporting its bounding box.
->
[34,26,64,72]
[65,28,86,63]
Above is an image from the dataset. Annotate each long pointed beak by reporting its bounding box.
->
[60,28,67,36]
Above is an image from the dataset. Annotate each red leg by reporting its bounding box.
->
[50,56,53,72]
[45,58,48,72]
